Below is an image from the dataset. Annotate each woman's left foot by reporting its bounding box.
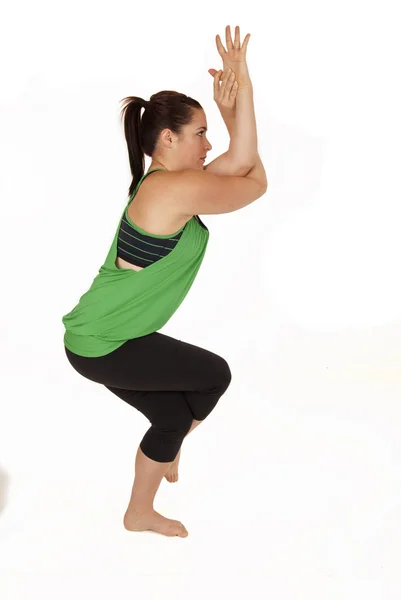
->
[165,449,181,483]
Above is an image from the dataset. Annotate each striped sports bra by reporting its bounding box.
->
[116,169,207,268]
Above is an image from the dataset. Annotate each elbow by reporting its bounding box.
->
[235,163,255,177]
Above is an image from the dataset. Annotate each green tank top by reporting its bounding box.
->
[62,169,209,357]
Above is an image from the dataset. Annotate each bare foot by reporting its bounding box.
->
[165,448,181,483]
[123,508,188,537]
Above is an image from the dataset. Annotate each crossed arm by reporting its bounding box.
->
[204,150,252,177]
[203,84,259,177]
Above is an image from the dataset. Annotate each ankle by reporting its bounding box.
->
[126,498,155,515]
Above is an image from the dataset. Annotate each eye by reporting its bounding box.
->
[197,131,204,137]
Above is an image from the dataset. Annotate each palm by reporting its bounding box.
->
[214,25,251,86]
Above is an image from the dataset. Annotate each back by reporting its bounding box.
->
[164,168,267,216]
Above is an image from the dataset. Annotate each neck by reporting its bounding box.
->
[149,160,168,171]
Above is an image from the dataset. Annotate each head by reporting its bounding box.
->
[120,90,212,199]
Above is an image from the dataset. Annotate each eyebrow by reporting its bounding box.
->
[196,126,208,131]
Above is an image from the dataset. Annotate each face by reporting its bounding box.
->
[152,109,212,171]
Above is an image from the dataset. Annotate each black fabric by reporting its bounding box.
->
[116,212,184,268]
[64,331,231,462]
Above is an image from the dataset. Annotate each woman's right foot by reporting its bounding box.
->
[123,508,188,537]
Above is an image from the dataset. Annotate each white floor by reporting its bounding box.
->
[1,341,401,599]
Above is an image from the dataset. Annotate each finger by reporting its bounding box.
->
[225,25,233,50]
[213,70,222,94]
[240,33,251,55]
[234,25,240,49]
[223,70,236,102]
[215,34,226,58]
[220,68,233,98]
[228,80,238,109]
[222,68,232,84]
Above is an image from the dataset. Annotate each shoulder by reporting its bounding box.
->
[146,167,202,207]
[147,167,202,185]
[146,168,224,218]
[136,170,193,229]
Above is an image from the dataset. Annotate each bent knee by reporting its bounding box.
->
[156,408,193,437]
[215,356,232,391]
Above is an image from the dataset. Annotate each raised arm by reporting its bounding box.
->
[204,25,261,177]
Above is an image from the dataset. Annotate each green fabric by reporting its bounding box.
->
[62,169,209,357]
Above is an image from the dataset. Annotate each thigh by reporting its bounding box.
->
[64,331,229,392]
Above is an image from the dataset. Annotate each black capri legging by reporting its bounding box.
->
[64,332,232,463]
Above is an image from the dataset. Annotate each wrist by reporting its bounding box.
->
[219,105,235,123]
[221,112,235,136]
[238,82,253,91]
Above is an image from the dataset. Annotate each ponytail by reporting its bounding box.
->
[119,91,202,199]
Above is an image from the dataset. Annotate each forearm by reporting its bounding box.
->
[228,84,258,166]
[219,110,236,137]
[209,77,264,178]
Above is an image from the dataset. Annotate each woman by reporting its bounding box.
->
[61,25,267,538]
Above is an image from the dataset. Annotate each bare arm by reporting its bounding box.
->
[243,152,268,189]
[204,68,260,176]
[204,151,254,177]
[228,84,258,166]
[203,147,267,187]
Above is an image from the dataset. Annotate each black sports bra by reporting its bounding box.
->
[116,170,208,268]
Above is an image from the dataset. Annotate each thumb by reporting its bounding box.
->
[208,68,221,78]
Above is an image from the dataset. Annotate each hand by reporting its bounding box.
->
[208,67,239,110]
[209,25,252,89]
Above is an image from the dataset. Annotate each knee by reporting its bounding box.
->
[154,405,193,438]
[216,356,232,393]
[202,356,232,398]
[172,409,193,437]
[141,409,193,463]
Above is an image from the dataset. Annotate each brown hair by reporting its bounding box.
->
[119,90,203,199]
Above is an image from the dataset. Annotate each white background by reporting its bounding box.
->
[1,0,401,598]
